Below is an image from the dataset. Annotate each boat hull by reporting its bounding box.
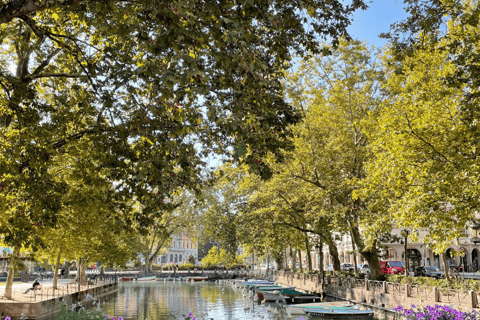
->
[122,277,134,281]
[287,302,355,315]
[305,309,374,320]
[137,276,156,281]
[185,276,208,281]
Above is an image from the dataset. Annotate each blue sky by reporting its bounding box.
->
[348,0,409,48]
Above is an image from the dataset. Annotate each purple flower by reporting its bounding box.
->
[411,304,416,309]
[5,317,11,320]
[394,306,404,312]
[106,316,110,319]
[118,317,124,320]
[188,313,193,317]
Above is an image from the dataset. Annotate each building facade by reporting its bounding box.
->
[320,225,480,272]
[156,233,198,265]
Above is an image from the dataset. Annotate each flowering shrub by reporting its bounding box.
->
[394,304,479,320]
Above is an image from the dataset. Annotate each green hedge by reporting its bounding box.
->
[385,275,480,293]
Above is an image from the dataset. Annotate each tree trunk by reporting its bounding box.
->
[275,254,283,271]
[148,252,160,273]
[5,244,20,300]
[351,231,358,276]
[143,252,149,275]
[326,239,341,271]
[298,249,303,271]
[75,258,81,282]
[80,259,87,285]
[350,225,383,279]
[443,253,451,282]
[100,266,105,280]
[291,248,297,271]
[305,236,313,271]
[53,246,62,289]
[63,261,71,278]
[319,239,324,274]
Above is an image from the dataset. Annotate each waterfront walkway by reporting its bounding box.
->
[0,278,116,303]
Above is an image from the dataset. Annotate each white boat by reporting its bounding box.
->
[305,308,374,320]
[286,302,357,315]
[136,276,156,281]
[186,276,208,282]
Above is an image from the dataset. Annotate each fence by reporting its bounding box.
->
[7,277,116,303]
[252,270,479,310]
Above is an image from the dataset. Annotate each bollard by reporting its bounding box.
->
[470,290,476,309]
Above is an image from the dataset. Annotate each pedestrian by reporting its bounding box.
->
[23,278,40,294]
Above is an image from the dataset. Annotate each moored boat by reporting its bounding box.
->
[186,276,208,282]
[304,308,374,320]
[136,276,156,281]
[253,286,295,301]
[122,277,134,281]
[287,302,356,315]
[259,288,311,302]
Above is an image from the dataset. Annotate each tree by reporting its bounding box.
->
[200,245,220,268]
[0,0,368,298]
[136,191,197,273]
[281,40,387,277]
[239,163,341,272]
[362,1,480,280]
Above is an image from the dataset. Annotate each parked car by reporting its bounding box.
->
[358,263,371,275]
[414,266,444,279]
[340,263,355,272]
[380,261,405,275]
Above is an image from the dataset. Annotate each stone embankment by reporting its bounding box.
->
[251,270,480,313]
[0,279,117,320]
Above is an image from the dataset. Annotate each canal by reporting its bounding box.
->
[98,280,300,320]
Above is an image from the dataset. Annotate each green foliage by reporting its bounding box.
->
[385,275,480,293]
[54,305,105,320]
[200,245,241,268]
[361,0,480,254]
[200,246,220,268]
[187,255,195,265]
[0,0,367,296]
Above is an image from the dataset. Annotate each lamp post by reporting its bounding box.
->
[314,241,324,283]
[423,248,426,266]
[403,229,409,277]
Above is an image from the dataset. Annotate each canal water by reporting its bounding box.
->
[98,280,303,320]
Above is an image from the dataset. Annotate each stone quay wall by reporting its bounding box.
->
[0,282,118,320]
[251,270,479,312]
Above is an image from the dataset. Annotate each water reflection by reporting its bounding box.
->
[99,280,297,320]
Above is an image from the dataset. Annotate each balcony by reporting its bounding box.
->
[472,237,480,244]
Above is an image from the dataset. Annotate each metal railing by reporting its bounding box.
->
[368,280,384,292]
[385,281,403,294]
[411,285,434,300]
[440,288,469,305]
[18,278,116,302]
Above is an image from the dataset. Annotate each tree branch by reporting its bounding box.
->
[30,72,84,79]
[31,47,62,75]
[0,0,84,25]
[403,110,454,164]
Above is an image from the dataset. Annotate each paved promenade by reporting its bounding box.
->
[0,278,115,303]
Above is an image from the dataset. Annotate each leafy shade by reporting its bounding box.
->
[363,1,480,253]
[0,0,367,249]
